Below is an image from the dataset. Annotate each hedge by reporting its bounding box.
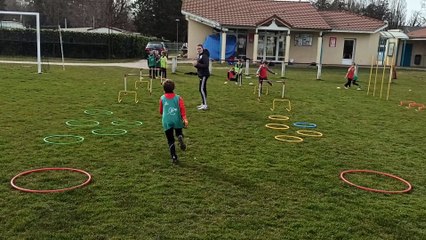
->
[0,28,153,59]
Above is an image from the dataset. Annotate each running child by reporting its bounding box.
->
[344,62,361,90]
[256,60,276,98]
[159,80,188,164]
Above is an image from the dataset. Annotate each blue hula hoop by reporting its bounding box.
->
[292,122,317,128]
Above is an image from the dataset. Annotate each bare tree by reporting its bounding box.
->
[407,10,426,27]
[387,0,407,28]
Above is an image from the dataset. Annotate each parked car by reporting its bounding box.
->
[145,41,168,56]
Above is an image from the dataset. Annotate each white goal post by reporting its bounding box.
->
[0,10,42,74]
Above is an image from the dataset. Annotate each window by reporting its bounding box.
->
[294,34,312,46]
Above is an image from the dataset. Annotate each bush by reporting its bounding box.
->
[0,28,152,59]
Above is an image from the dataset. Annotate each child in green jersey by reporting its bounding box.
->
[159,80,188,164]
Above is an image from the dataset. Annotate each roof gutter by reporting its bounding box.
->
[373,21,389,33]
[181,10,227,31]
[328,29,378,34]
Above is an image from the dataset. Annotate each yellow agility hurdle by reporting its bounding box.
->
[270,99,291,112]
[118,74,138,103]
[134,68,153,95]
[253,84,269,96]
[276,80,286,98]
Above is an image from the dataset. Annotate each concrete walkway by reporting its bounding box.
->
[0,59,195,69]
[0,59,147,69]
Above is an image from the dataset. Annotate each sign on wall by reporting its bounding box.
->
[329,37,336,47]
[294,34,312,46]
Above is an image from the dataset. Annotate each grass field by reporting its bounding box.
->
[0,62,425,239]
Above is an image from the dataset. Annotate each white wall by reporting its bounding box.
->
[187,19,214,58]
[410,41,426,67]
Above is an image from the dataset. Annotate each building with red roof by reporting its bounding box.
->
[182,0,390,67]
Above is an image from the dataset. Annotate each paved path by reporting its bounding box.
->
[0,59,195,69]
[0,59,148,69]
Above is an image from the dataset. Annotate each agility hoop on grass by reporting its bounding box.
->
[84,109,113,116]
[339,169,412,194]
[399,100,415,107]
[111,120,143,126]
[43,135,84,145]
[274,135,303,143]
[265,123,290,130]
[91,129,127,136]
[66,120,100,127]
[293,122,317,128]
[268,115,289,121]
[296,130,323,137]
[10,167,92,193]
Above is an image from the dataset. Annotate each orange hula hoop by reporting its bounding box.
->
[10,167,92,193]
[340,169,412,194]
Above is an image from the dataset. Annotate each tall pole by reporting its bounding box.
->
[36,12,41,74]
[176,18,180,45]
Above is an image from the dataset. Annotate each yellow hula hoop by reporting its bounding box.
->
[274,135,304,143]
[268,115,289,121]
[265,123,290,130]
[296,130,323,137]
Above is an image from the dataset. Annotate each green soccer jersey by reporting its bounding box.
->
[161,95,184,130]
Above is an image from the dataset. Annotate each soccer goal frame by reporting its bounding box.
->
[0,10,42,74]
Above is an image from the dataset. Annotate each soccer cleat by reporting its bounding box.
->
[178,135,186,151]
[344,86,349,89]
[197,104,204,109]
[198,105,208,110]
[171,155,179,164]
[357,87,362,91]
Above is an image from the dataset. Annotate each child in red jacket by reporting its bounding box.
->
[256,60,276,98]
[344,62,361,90]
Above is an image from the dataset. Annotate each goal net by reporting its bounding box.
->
[0,10,41,73]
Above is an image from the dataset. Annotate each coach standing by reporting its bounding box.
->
[193,44,210,111]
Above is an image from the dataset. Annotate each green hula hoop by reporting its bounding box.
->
[111,120,143,126]
[91,129,127,136]
[84,109,113,116]
[43,135,85,145]
[66,120,100,127]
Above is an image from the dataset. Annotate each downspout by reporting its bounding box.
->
[316,31,324,80]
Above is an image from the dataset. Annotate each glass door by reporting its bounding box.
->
[257,32,285,62]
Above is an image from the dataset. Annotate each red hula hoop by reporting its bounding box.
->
[340,169,412,194]
[10,167,92,193]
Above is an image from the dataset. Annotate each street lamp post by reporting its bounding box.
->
[176,18,180,48]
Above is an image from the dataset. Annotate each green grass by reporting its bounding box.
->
[0,62,425,239]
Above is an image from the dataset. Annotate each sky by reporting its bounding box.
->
[406,0,425,15]
[283,0,426,17]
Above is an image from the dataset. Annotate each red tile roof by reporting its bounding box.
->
[407,28,426,38]
[182,0,331,30]
[318,10,387,32]
[182,0,387,32]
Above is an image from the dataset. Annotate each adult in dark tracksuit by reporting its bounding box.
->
[193,44,210,110]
